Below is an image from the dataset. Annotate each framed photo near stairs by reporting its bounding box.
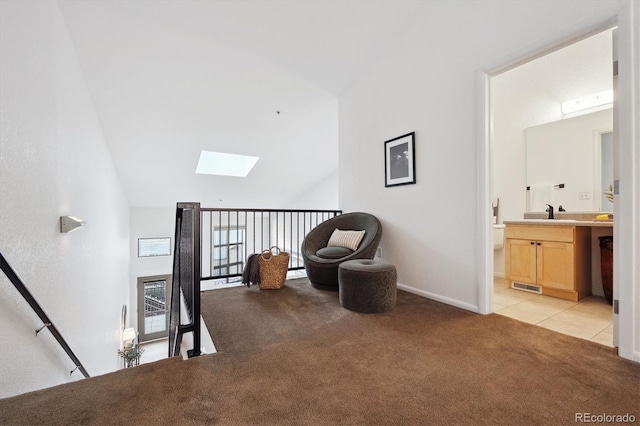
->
[384,132,416,187]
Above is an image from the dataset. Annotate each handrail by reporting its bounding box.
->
[0,252,90,378]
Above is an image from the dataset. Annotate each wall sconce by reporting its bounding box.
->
[561,89,613,115]
[60,216,87,233]
[122,327,136,349]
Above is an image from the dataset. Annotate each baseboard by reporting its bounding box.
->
[617,347,640,363]
[493,272,505,279]
[618,348,640,363]
[397,283,479,313]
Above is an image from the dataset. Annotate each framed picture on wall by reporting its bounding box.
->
[384,132,416,187]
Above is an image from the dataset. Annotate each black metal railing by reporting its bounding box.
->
[168,203,201,358]
[0,252,90,378]
[200,209,342,282]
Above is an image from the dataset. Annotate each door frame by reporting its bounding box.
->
[137,274,172,342]
[477,3,639,362]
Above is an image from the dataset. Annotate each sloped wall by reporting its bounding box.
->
[0,1,130,397]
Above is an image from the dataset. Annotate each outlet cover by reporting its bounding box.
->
[578,192,590,200]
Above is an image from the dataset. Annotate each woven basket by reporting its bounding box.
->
[259,246,290,290]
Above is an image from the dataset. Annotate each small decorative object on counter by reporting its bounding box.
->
[258,246,289,290]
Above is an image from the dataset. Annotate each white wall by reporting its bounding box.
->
[0,0,130,398]
[284,170,339,211]
[339,1,628,312]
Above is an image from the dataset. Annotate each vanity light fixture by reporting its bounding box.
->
[60,216,87,233]
[561,90,613,115]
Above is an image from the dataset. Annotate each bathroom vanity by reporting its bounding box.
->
[504,219,613,301]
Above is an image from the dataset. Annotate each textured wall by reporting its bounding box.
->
[0,1,130,397]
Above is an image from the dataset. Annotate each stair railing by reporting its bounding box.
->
[0,252,90,378]
[168,202,201,358]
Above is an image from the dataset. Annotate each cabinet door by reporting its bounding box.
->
[506,239,537,284]
[537,241,574,291]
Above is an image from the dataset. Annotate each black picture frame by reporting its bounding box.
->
[384,132,416,187]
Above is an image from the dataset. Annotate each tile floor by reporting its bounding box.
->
[493,277,613,347]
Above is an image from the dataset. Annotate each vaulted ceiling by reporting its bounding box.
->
[57,0,427,209]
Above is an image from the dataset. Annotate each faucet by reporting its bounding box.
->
[546,204,555,219]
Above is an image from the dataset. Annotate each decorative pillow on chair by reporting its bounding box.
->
[327,229,366,251]
[316,246,354,259]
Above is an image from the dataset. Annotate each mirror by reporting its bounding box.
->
[525,109,612,212]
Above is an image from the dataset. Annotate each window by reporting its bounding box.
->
[137,274,171,342]
[212,226,245,276]
[138,237,171,257]
[195,150,259,177]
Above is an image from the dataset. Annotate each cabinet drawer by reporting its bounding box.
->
[505,225,574,243]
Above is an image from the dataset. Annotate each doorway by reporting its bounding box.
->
[137,274,171,342]
[488,29,615,345]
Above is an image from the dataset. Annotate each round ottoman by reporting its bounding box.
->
[338,259,397,313]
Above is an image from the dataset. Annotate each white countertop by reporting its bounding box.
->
[504,219,613,228]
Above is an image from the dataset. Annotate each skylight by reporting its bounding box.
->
[195,151,259,177]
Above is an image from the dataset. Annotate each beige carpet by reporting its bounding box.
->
[1,278,638,425]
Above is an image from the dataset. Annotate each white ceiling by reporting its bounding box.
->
[57,0,427,209]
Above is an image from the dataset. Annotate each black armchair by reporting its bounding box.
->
[301,212,382,290]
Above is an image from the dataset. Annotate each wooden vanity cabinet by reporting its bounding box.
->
[505,225,591,301]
